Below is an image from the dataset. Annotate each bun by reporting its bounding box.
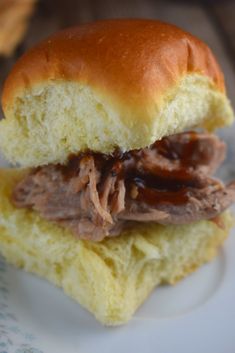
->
[0,19,233,167]
[0,168,232,325]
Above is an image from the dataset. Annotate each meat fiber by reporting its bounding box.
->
[12,131,235,241]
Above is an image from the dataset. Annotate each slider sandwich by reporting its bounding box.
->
[0,19,235,325]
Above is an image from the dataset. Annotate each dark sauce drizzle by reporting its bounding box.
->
[56,132,205,206]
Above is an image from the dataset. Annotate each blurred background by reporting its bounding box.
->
[0,0,235,179]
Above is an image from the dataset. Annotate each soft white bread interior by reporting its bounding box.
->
[0,168,232,325]
[0,19,234,167]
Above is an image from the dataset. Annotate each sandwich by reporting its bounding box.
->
[0,19,234,325]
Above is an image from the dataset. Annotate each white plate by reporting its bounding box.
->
[0,158,235,353]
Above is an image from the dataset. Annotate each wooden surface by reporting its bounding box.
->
[0,0,235,179]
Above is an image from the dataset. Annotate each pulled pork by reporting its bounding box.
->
[12,131,235,241]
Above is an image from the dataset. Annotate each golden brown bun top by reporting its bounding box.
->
[1,19,233,167]
[2,18,225,108]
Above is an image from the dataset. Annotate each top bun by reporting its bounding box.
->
[0,19,233,167]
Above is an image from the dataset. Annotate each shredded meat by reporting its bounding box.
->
[12,131,235,241]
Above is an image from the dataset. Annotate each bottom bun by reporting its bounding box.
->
[0,169,233,325]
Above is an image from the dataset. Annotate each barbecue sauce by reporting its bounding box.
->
[58,131,206,207]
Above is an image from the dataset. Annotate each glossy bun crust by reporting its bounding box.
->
[2,19,225,106]
[0,19,233,167]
